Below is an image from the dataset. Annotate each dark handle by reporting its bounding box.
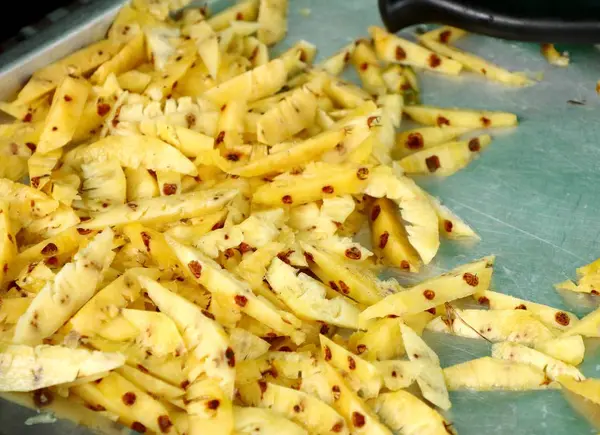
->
[379,0,600,43]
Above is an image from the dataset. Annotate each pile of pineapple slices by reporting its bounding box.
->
[0,0,597,434]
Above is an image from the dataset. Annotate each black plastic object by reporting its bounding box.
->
[379,0,600,43]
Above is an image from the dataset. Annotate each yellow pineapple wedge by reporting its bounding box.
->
[234,406,307,435]
[91,33,146,85]
[257,0,288,45]
[534,335,585,366]
[426,193,480,240]
[186,377,234,435]
[239,381,349,435]
[125,166,160,200]
[403,105,517,128]
[0,343,124,391]
[444,357,553,391]
[72,371,178,434]
[64,134,197,175]
[13,229,115,345]
[373,360,418,391]
[78,159,127,210]
[370,390,452,435]
[561,305,600,338]
[145,41,196,101]
[0,178,59,229]
[230,328,270,361]
[360,256,493,323]
[116,364,185,404]
[28,149,62,191]
[121,309,187,358]
[557,376,600,405]
[348,317,405,361]
[0,200,17,284]
[22,203,80,242]
[492,342,584,381]
[266,258,360,329]
[394,126,473,157]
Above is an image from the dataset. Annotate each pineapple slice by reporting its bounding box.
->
[244,36,269,67]
[204,59,286,106]
[0,179,59,229]
[401,323,451,410]
[125,166,160,200]
[540,43,570,67]
[116,364,185,404]
[237,241,284,289]
[557,376,600,406]
[166,237,305,343]
[121,309,187,357]
[15,39,121,105]
[534,335,585,366]
[252,163,369,207]
[266,258,360,329]
[351,39,386,96]
[118,69,152,93]
[420,26,467,44]
[36,76,89,153]
[562,305,600,338]
[426,193,479,240]
[348,318,405,361]
[145,40,196,101]
[28,149,62,191]
[370,390,453,435]
[373,360,418,391]
[15,262,55,294]
[72,371,178,434]
[69,268,159,337]
[257,84,318,144]
[368,197,421,272]
[0,201,17,284]
[369,26,462,75]
[492,342,584,381]
[403,105,517,128]
[394,126,472,157]
[319,335,382,398]
[323,76,371,109]
[91,33,146,85]
[216,99,247,148]
[165,210,228,242]
[187,21,220,79]
[230,328,270,361]
[0,343,124,391]
[186,377,234,435]
[156,170,181,196]
[21,204,80,243]
[0,298,32,324]
[257,0,288,45]
[234,406,307,435]
[426,308,555,344]
[360,257,493,323]
[239,381,348,435]
[443,357,551,391]
[317,43,355,76]
[123,223,180,271]
[13,229,115,345]
[302,243,382,305]
[65,134,197,175]
[207,0,259,31]
[78,188,237,229]
[474,289,578,331]
[233,129,343,177]
[419,35,530,86]
[79,159,127,210]
[0,96,51,123]
[399,134,492,176]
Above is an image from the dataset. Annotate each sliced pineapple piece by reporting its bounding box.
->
[146,40,196,101]
[426,308,555,344]
[474,289,578,330]
[0,343,124,391]
[118,69,152,93]
[123,223,180,271]
[91,33,146,85]
[0,178,59,229]
[323,75,371,109]
[404,105,517,128]
[401,322,451,410]
[230,328,270,361]
[562,305,600,338]
[186,377,234,435]
[426,193,480,240]
[348,317,405,361]
[65,134,197,175]
[394,125,472,157]
[15,262,55,295]
[117,364,185,404]
[79,159,127,210]
[266,258,360,328]
[125,166,160,200]
[492,342,584,381]
[360,257,492,323]
[121,309,187,357]
[351,39,386,96]
[319,335,382,398]
[0,298,32,324]
[257,0,288,45]
[420,26,467,44]
[13,229,115,345]
[534,335,585,366]
[370,26,462,75]
[78,188,237,229]
[21,204,80,243]
[0,201,17,284]
[234,406,307,435]
[444,356,552,391]
[373,360,418,391]
[207,0,259,31]
[166,237,305,344]
[317,43,354,76]
[557,376,600,405]
[370,390,453,435]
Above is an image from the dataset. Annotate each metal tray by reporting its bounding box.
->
[0,0,599,434]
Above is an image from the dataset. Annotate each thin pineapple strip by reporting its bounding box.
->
[121,309,187,357]
[0,343,124,392]
[204,59,287,106]
[244,36,269,67]
[557,376,600,405]
[492,342,584,381]
[117,69,152,93]
[165,210,228,242]
[279,40,317,76]
[234,406,307,435]
[404,105,518,128]
[22,204,80,242]
[0,201,17,284]
[562,306,600,338]
[368,197,421,272]
[323,76,372,109]
[319,335,382,398]
[239,381,349,435]
[166,237,306,344]
[13,229,115,345]
[0,178,59,228]
[72,371,179,434]
[444,357,552,391]
[420,26,467,44]
[266,258,360,328]
[394,126,472,157]
[79,159,127,210]
[0,96,51,123]
[351,40,386,96]
[474,289,578,331]
[419,35,530,86]
[91,33,146,85]
[125,166,159,200]
[401,323,451,410]
[78,188,237,229]
[0,298,32,324]
[370,26,462,75]
[426,308,555,344]
[534,335,585,366]
[370,390,453,435]
[348,318,405,361]
[186,378,234,435]
[65,134,197,175]
[117,364,185,403]
[14,39,121,104]
[541,44,570,67]
[399,134,492,176]
[14,262,55,295]
[156,170,182,196]
[207,0,259,31]
[257,0,288,45]
[318,43,355,76]
[230,328,270,361]
[28,149,62,190]
[427,193,480,240]
[123,223,180,271]
[360,257,493,323]
[373,360,418,391]
[216,99,247,148]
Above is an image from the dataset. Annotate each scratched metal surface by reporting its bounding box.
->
[1,0,599,434]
